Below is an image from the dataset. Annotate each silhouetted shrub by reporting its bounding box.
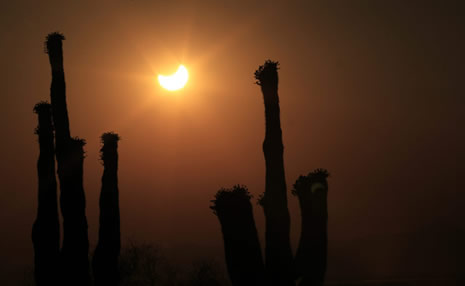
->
[118,241,229,286]
[185,259,227,286]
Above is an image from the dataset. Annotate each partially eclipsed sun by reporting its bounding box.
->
[158,65,189,91]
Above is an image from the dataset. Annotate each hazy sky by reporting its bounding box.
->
[1,0,464,283]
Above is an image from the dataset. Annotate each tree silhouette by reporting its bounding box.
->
[45,32,90,286]
[93,132,121,286]
[32,102,60,286]
[212,60,330,286]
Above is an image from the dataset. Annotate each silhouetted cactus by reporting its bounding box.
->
[255,60,294,286]
[292,169,329,286]
[212,61,330,286]
[45,32,90,286]
[211,186,265,286]
[93,132,121,286]
[59,137,90,286]
[45,32,70,148]
[31,102,60,286]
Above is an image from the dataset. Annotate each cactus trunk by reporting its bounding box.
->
[255,60,294,286]
[45,32,90,286]
[32,102,60,286]
[93,133,121,286]
[46,32,70,149]
[59,138,90,286]
[211,186,265,286]
[292,170,329,286]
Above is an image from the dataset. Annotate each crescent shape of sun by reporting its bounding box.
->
[158,65,189,91]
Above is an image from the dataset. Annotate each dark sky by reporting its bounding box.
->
[1,0,464,283]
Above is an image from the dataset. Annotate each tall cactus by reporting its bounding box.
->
[255,60,294,286]
[93,132,121,286]
[211,186,265,286]
[212,60,329,286]
[45,32,90,286]
[59,138,90,286]
[31,102,60,286]
[45,32,70,153]
[292,169,329,286]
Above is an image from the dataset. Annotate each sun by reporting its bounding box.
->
[158,65,189,91]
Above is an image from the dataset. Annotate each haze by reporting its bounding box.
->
[0,0,463,284]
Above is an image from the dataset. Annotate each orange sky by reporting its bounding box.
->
[0,0,464,283]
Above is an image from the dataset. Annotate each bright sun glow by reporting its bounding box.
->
[158,65,189,91]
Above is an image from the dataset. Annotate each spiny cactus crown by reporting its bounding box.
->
[291,168,330,196]
[45,32,65,54]
[254,60,279,86]
[33,102,53,135]
[70,137,86,146]
[68,137,87,159]
[33,101,52,114]
[308,168,330,182]
[101,132,120,144]
[210,185,252,215]
[100,132,120,161]
[291,175,311,196]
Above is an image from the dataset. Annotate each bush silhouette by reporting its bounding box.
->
[117,241,228,286]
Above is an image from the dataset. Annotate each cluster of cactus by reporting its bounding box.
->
[32,33,121,286]
[211,60,329,286]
